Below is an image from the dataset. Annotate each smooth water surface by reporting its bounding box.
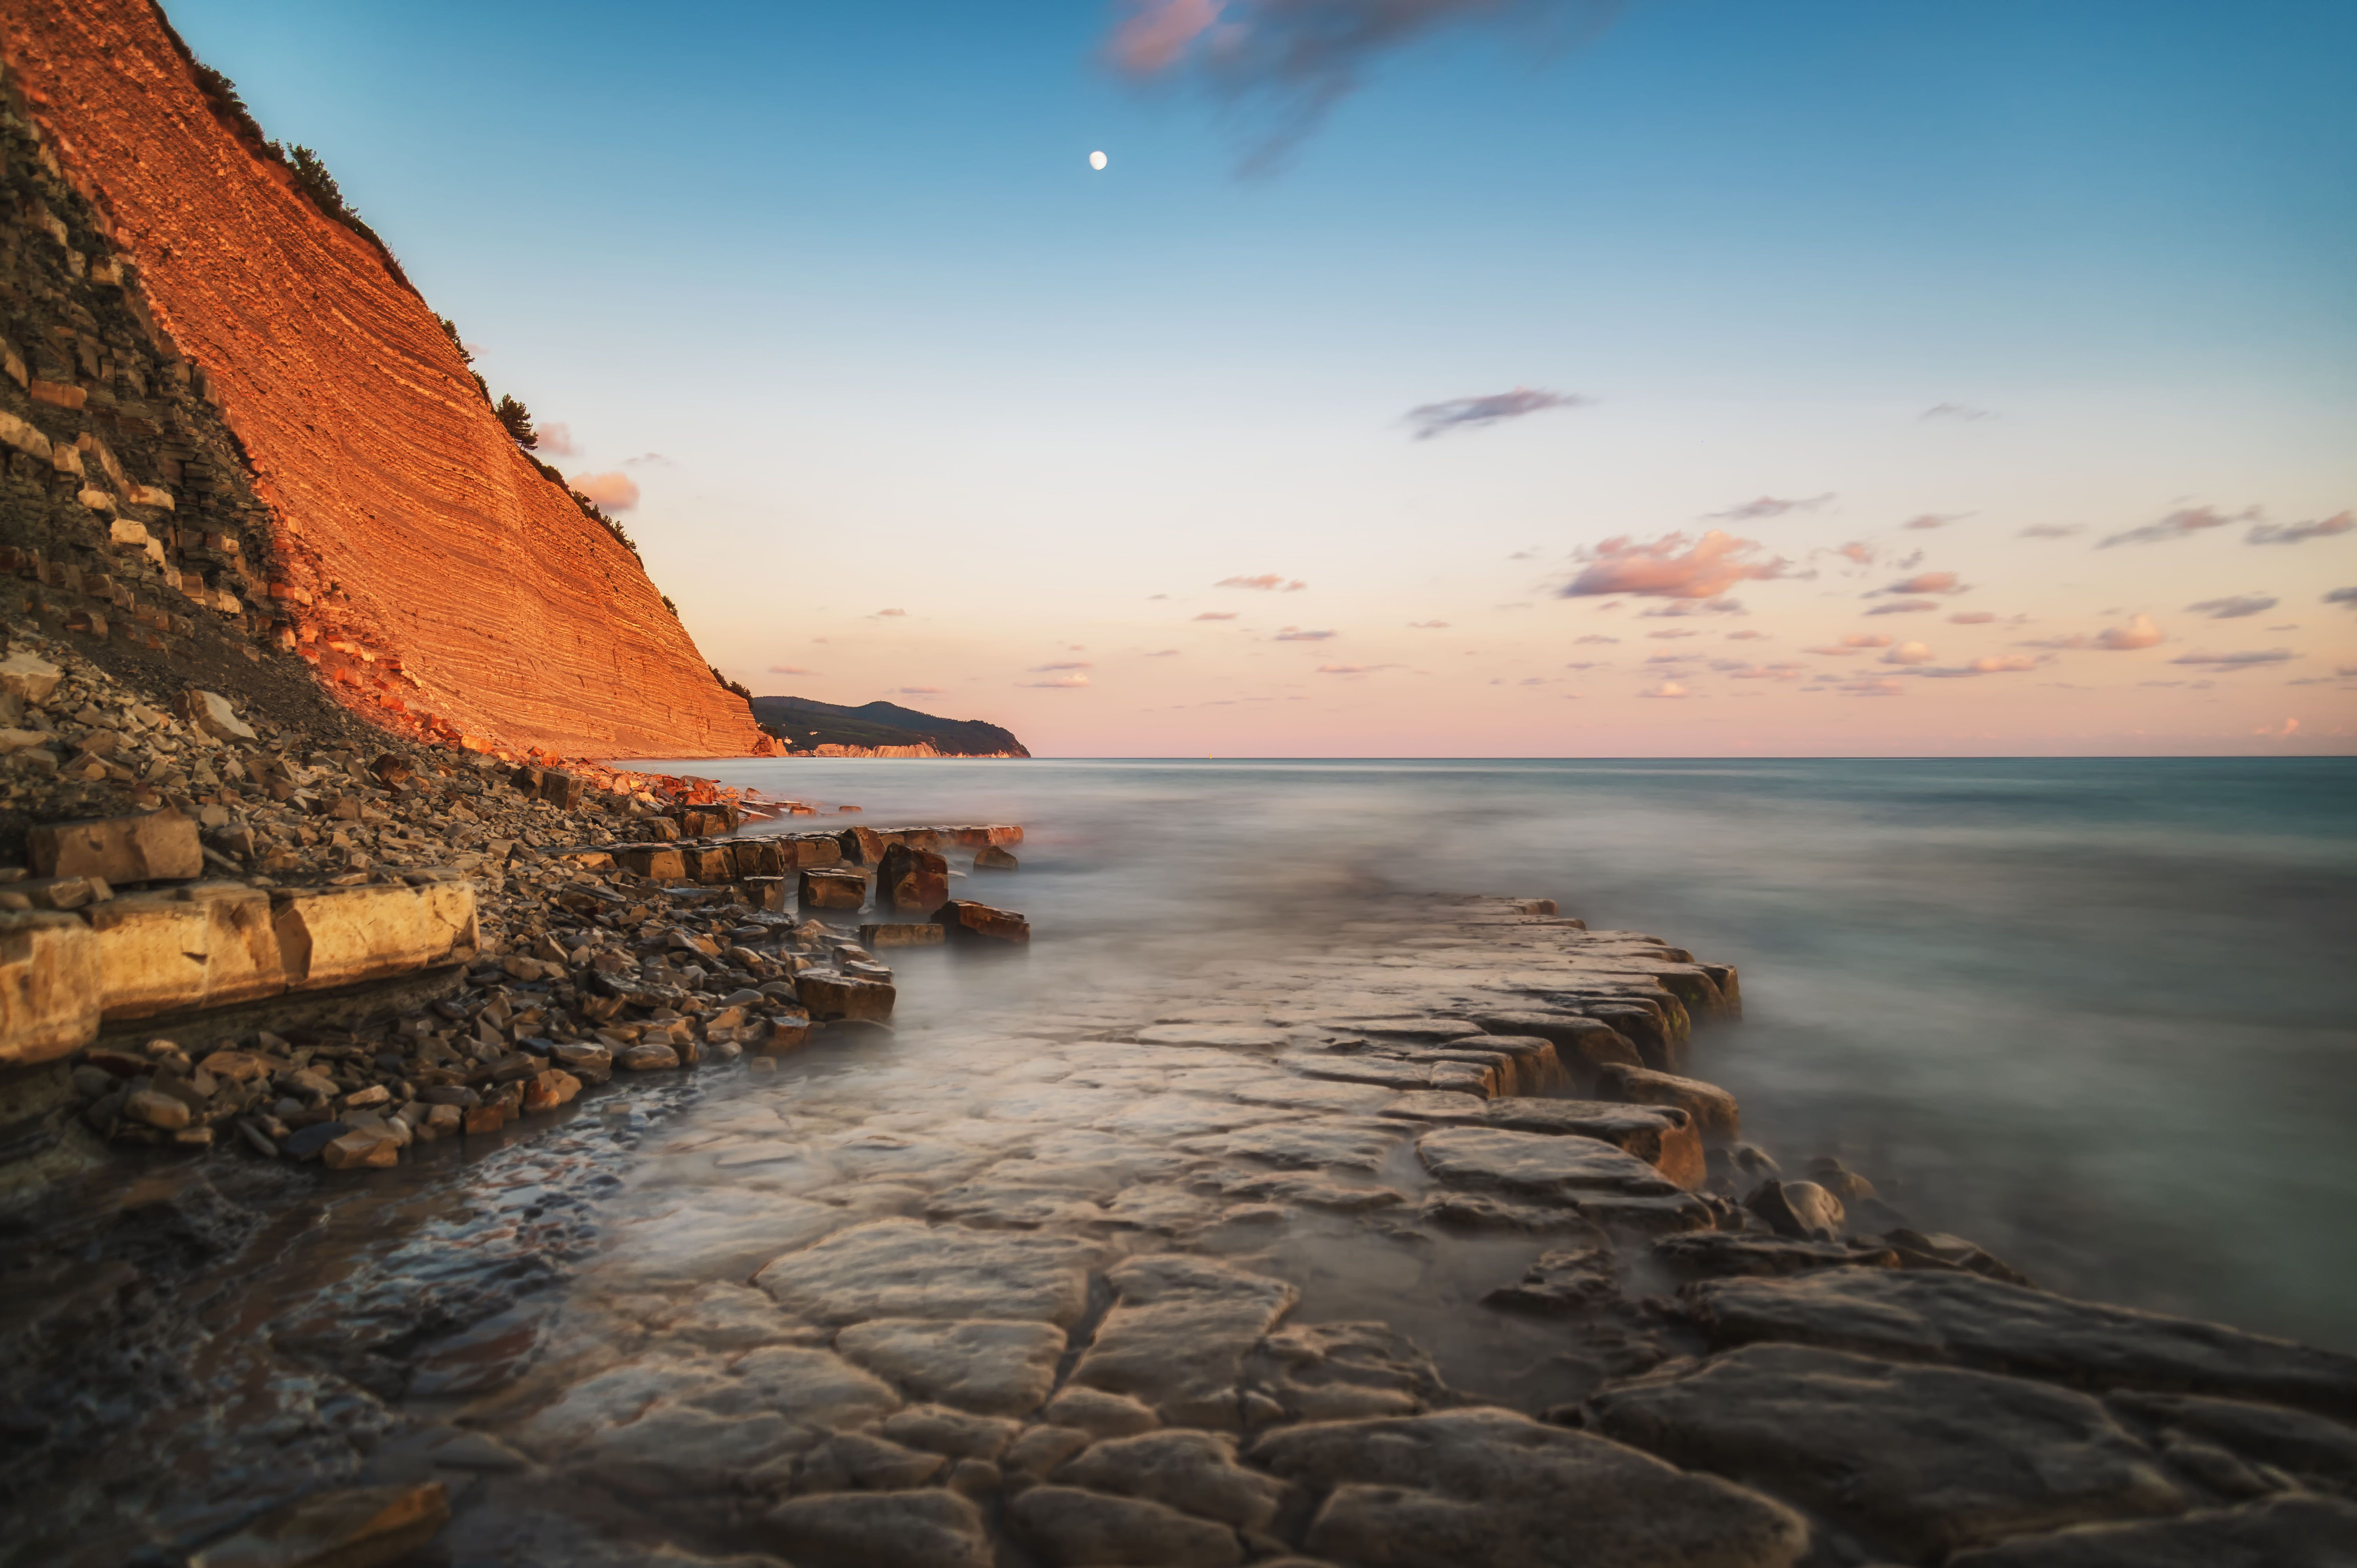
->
[624,755,2357,1351]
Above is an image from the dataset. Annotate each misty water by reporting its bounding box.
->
[636,753,2357,1353]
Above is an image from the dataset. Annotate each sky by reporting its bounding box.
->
[165,0,2356,756]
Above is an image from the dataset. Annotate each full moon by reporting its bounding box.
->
[1088,150,1108,171]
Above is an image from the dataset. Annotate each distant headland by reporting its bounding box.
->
[750,695,1031,758]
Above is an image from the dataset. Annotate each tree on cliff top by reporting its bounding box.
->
[496,395,538,449]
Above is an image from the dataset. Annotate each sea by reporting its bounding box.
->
[620,755,2357,1353]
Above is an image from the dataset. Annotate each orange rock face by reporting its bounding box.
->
[0,1,769,758]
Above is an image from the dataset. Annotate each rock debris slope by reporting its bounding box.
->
[0,0,768,757]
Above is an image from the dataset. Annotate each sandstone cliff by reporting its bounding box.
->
[0,0,770,758]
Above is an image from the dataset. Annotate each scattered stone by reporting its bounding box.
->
[934,898,1030,944]
[617,1042,681,1072]
[172,688,255,741]
[1379,1090,1702,1188]
[799,869,866,911]
[796,970,895,1023]
[876,842,950,913]
[26,806,202,884]
[861,921,944,948]
[973,844,1018,870]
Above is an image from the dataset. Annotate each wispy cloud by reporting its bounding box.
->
[1638,597,1745,618]
[1864,599,1938,616]
[1272,627,1337,641]
[1837,678,1905,697]
[1021,672,1092,688]
[1193,611,1240,621]
[1921,403,1993,422]
[1800,634,1892,655]
[1315,662,1397,675]
[1833,542,1876,565]
[1560,530,1788,600]
[537,422,578,458]
[1107,0,1628,170]
[1709,493,1833,522]
[2327,587,2357,609]
[1216,574,1308,591]
[1407,620,1449,629]
[568,471,641,512]
[2100,504,2258,548]
[1879,570,1967,596]
[895,685,945,695]
[2247,511,2352,546]
[2023,613,2164,651]
[1638,680,1689,699]
[1948,611,1996,624]
[1646,629,1699,640]
[2186,594,2278,620]
[2168,649,2294,669]
[768,665,817,675]
[2019,523,2083,539]
[1406,387,1590,439]
[1146,648,1181,657]
[1574,634,1619,644]
[1903,513,1967,531]
[1726,630,1768,641]
[1030,660,1093,671]
[1881,641,1934,666]
[1913,654,2039,677]
[873,608,908,618]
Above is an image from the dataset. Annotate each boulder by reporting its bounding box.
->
[171,688,255,741]
[0,910,100,1067]
[796,970,895,1023]
[0,651,61,704]
[1597,1063,1742,1142]
[617,845,685,881]
[1249,1407,1809,1568]
[27,807,202,885]
[553,1042,613,1083]
[1746,1180,1845,1241]
[87,882,285,1021]
[538,769,585,808]
[1468,1011,1642,1082]
[1674,1268,2357,1419]
[933,899,1030,945]
[2107,1389,2357,1494]
[323,1127,402,1169]
[1942,1494,2357,1567]
[272,882,479,991]
[876,842,950,914]
[973,844,1019,871]
[800,869,867,912]
[618,1042,681,1072]
[740,876,788,912]
[187,1482,449,1568]
[1588,1343,2189,1560]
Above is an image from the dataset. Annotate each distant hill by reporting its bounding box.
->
[750,696,1031,758]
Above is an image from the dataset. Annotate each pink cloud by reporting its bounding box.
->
[2247,511,2352,546]
[1638,681,1689,698]
[2024,613,2164,651]
[538,422,578,457]
[1903,513,1965,530]
[874,608,908,618]
[1838,678,1905,697]
[2020,523,2083,539]
[1273,627,1336,641]
[1193,611,1239,621]
[1710,494,1833,521]
[1835,542,1876,565]
[1800,634,1893,655]
[1107,0,1224,73]
[2100,504,2258,548]
[1865,598,1939,616]
[1881,570,1967,596]
[1881,641,1935,666]
[1022,673,1091,688]
[1561,530,1788,600]
[1407,620,1449,628]
[1316,663,1398,675]
[1914,654,2039,677]
[896,686,944,695]
[1726,630,1769,641]
[568,471,641,511]
[768,665,816,675]
[1030,660,1093,671]
[1216,574,1307,591]
[1948,611,1996,625]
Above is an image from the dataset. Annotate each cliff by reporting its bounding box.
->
[750,695,1031,758]
[0,0,770,758]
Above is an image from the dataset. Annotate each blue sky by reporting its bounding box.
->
[163,0,2357,754]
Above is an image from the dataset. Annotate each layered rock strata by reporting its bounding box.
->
[0,8,770,756]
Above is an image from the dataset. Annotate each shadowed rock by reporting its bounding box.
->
[1942,1495,2357,1567]
[1057,1429,1290,1530]
[1380,1090,1704,1189]
[754,1219,1106,1328]
[1008,1485,1244,1567]
[1250,1407,1809,1568]
[1415,1125,1681,1203]
[760,1489,993,1568]
[1589,1343,2187,1560]
[833,1318,1067,1416]
[1069,1255,1300,1430]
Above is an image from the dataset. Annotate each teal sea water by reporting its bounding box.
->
[622,755,2357,1352]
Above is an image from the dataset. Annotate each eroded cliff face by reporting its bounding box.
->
[0,0,770,758]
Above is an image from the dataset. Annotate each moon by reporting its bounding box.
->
[1089,150,1108,171]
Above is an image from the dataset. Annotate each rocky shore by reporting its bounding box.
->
[3,649,2354,1567]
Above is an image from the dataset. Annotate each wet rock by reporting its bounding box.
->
[1379,1091,1703,1189]
[1419,1191,1609,1233]
[933,898,1030,945]
[796,969,895,1023]
[754,1218,1106,1328]
[1046,1386,1165,1438]
[1805,1155,1877,1203]
[2107,1390,2357,1496]
[27,806,202,885]
[860,921,944,948]
[974,844,1019,870]
[1590,1343,2187,1560]
[1069,1254,1301,1430]
[323,1127,400,1169]
[760,1489,992,1568]
[833,1318,1067,1415]
[1415,1125,1680,1204]
[876,842,950,914]
[799,869,867,911]
[424,1430,530,1472]
[1178,1117,1405,1174]
[619,1041,682,1072]
[124,1086,191,1129]
[1010,1484,1245,1567]
[1941,1494,2357,1567]
[1674,1268,2357,1419]
[0,910,101,1067]
[1596,1063,1741,1142]
[1652,1233,1902,1280]
[1250,1321,1447,1422]
[1483,1244,1621,1314]
[1746,1180,1846,1241]
[1250,1407,1809,1568]
[553,1041,613,1083]
[187,1481,448,1568]
[280,1121,349,1160]
[1885,1227,2036,1287]
[1468,1011,1644,1081]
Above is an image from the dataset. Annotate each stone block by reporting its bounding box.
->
[172,688,256,741]
[861,922,945,949]
[272,881,479,991]
[538,770,585,808]
[877,843,949,913]
[933,900,1030,945]
[800,869,867,912]
[687,844,739,884]
[87,882,286,1021]
[796,969,895,1023]
[0,911,100,1067]
[616,845,685,881]
[641,816,681,842]
[741,875,788,912]
[1597,1064,1741,1142]
[27,807,202,885]
[972,844,1019,871]
[789,835,844,869]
